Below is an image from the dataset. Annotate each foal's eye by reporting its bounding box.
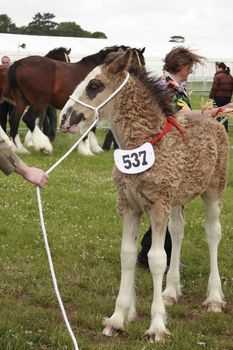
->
[86,79,105,99]
[87,79,103,90]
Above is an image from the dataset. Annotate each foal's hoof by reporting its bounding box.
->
[145,329,171,342]
[102,325,121,337]
[163,295,176,306]
[203,300,226,312]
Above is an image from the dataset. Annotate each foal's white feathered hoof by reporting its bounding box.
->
[102,324,121,337]
[102,317,124,337]
[145,328,171,343]
[203,300,226,312]
[163,295,176,306]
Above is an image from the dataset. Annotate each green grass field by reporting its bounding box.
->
[0,102,232,349]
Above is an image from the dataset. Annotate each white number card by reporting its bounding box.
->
[114,142,155,174]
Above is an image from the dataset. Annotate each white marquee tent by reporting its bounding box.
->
[0,33,232,81]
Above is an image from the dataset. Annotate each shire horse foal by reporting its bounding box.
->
[59,50,228,342]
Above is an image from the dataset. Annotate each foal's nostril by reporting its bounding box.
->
[70,112,85,126]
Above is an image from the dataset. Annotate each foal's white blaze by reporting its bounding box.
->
[60,66,102,119]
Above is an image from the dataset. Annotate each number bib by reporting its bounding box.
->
[114,142,155,174]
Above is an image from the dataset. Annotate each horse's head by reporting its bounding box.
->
[60,49,133,135]
[45,47,71,63]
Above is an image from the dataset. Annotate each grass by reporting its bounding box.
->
[0,101,233,349]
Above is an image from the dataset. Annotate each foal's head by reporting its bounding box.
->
[60,49,133,134]
[60,48,174,135]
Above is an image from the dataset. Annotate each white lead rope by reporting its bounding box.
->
[35,72,130,350]
[36,119,98,350]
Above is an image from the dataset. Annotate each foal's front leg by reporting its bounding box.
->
[103,208,141,336]
[145,209,170,342]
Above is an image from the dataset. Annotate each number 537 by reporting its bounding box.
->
[122,151,148,169]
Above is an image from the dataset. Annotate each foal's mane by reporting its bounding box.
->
[130,67,175,117]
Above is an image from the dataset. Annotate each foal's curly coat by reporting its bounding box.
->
[60,49,229,342]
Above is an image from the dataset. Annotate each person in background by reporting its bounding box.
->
[209,62,233,132]
[0,55,14,133]
[138,46,224,269]
[0,133,48,187]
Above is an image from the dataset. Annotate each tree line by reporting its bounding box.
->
[0,13,107,39]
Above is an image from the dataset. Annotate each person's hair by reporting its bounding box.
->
[1,55,10,63]
[163,46,205,74]
[216,62,230,75]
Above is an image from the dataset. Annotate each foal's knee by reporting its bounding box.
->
[120,247,137,269]
[148,248,167,274]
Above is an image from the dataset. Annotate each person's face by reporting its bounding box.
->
[179,64,193,82]
[1,58,10,68]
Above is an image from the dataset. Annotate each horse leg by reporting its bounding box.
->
[88,127,103,154]
[0,125,13,148]
[145,207,170,342]
[162,206,184,305]
[23,107,53,154]
[9,103,30,154]
[201,191,225,312]
[77,135,94,156]
[103,207,141,336]
[43,106,57,141]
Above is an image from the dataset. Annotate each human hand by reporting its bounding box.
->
[15,163,49,188]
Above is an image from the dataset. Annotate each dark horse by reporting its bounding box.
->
[8,46,145,154]
[45,47,71,62]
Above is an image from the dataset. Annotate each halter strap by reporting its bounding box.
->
[69,72,130,122]
[151,116,185,145]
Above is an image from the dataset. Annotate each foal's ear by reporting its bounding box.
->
[107,49,132,74]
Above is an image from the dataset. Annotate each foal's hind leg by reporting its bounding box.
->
[201,191,225,312]
[163,206,184,305]
[103,207,141,336]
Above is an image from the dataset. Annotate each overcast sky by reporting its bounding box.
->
[1,0,233,55]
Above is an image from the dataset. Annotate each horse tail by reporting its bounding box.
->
[8,60,21,91]
[8,60,28,102]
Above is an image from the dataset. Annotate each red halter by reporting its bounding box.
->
[151,116,185,145]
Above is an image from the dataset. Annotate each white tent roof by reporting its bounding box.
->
[0,33,232,79]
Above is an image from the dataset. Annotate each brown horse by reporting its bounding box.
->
[8,46,145,154]
[0,47,71,153]
[59,49,228,342]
